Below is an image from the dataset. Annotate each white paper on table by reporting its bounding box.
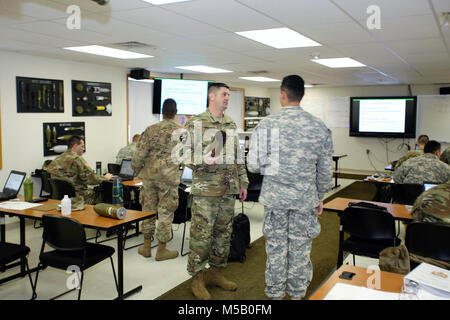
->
[404,263,450,298]
[324,283,400,300]
[0,201,44,210]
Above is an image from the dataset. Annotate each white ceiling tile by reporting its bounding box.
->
[0,0,70,20]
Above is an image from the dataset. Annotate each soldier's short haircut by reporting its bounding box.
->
[208,82,229,94]
[162,98,177,117]
[68,135,84,149]
[418,134,429,145]
[281,75,305,102]
[424,140,441,154]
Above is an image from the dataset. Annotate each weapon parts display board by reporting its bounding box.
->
[43,122,85,157]
[72,80,112,116]
[16,76,64,113]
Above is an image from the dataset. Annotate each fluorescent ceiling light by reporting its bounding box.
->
[64,45,153,59]
[176,65,232,73]
[142,0,191,5]
[311,58,366,68]
[239,77,280,82]
[235,27,321,49]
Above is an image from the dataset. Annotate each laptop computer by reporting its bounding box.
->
[180,167,193,186]
[423,181,439,191]
[118,159,135,181]
[0,170,27,201]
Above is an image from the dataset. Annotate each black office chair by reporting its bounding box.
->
[48,178,76,200]
[392,183,424,205]
[31,214,119,300]
[405,222,450,270]
[173,186,192,256]
[108,163,121,175]
[337,204,401,267]
[0,242,35,296]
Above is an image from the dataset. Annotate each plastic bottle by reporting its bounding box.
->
[112,177,123,206]
[23,177,33,202]
[61,195,72,216]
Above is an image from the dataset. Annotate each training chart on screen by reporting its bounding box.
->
[359,99,406,133]
[161,79,208,115]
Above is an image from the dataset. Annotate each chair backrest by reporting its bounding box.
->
[405,222,450,262]
[100,181,113,204]
[392,183,424,205]
[108,163,121,175]
[42,214,86,251]
[49,178,76,200]
[173,187,191,224]
[342,206,396,240]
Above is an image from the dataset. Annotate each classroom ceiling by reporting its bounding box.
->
[1,0,450,88]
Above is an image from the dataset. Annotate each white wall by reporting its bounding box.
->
[268,84,449,172]
[0,50,128,185]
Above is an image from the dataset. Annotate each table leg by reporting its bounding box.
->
[115,225,142,300]
[332,158,340,189]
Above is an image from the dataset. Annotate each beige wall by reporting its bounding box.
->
[0,50,128,186]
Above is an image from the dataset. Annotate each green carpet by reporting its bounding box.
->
[156,181,377,300]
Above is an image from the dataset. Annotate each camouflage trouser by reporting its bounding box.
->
[263,206,321,299]
[139,180,179,243]
[78,188,101,205]
[187,194,236,276]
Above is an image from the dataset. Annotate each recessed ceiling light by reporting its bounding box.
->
[64,45,153,59]
[142,0,191,5]
[176,65,232,73]
[239,77,280,82]
[311,58,366,68]
[235,27,321,49]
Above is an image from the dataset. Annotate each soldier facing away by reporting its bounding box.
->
[47,135,113,204]
[183,82,249,300]
[116,133,141,164]
[248,75,333,300]
[131,98,182,261]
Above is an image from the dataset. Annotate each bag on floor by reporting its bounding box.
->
[228,213,250,263]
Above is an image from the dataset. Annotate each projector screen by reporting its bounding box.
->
[153,78,211,115]
[350,96,417,138]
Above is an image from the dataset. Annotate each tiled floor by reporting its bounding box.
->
[0,178,388,300]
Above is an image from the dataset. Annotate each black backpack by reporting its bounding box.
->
[228,213,251,263]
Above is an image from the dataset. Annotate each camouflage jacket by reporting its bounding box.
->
[132,119,183,186]
[394,153,450,184]
[47,150,107,194]
[248,106,334,209]
[441,147,450,165]
[394,149,423,169]
[411,183,450,225]
[116,143,137,164]
[183,110,249,196]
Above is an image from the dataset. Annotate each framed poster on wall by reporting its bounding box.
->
[72,80,112,116]
[16,76,64,113]
[43,122,85,157]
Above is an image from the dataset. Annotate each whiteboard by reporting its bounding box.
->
[417,95,450,142]
[226,88,244,131]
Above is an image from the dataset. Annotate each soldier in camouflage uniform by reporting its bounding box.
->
[183,83,249,300]
[440,147,450,165]
[394,140,450,184]
[394,134,429,169]
[131,99,182,261]
[47,135,113,204]
[248,75,333,300]
[116,134,140,164]
[410,183,450,269]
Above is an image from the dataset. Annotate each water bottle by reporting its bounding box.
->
[96,161,102,175]
[24,177,33,202]
[61,195,72,215]
[112,177,123,206]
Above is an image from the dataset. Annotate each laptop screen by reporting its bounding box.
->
[424,182,438,191]
[4,171,26,192]
[120,159,134,176]
[181,167,193,182]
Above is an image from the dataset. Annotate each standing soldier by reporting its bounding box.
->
[132,98,182,261]
[184,83,248,300]
[248,75,333,300]
[47,135,113,204]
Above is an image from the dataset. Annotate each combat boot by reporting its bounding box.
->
[155,242,179,261]
[138,237,152,258]
[206,266,237,291]
[191,271,211,300]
